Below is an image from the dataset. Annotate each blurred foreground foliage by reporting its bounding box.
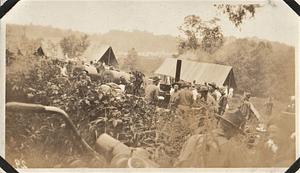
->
[6,57,198,168]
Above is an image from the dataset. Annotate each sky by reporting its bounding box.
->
[2,0,299,46]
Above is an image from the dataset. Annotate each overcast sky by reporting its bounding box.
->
[3,0,299,46]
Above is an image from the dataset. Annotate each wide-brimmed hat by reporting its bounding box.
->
[176,80,189,88]
[216,111,245,134]
[151,76,161,82]
[208,82,217,89]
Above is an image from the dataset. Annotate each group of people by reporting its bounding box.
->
[144,76,231,118]
[67,69,294,168]
[144,76,286,167]
[173,88,294,167]
[70,68,294,168]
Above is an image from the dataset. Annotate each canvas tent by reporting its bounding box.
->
[86,46,118,67]
[155,58,237,88]
[34,46,45,57]
[34,41,64,59]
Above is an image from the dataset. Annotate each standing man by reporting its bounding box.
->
[264,96,273,116]
[199,82,209,102]
[238,92,253,129]
[170,84,179,102]
[218,88,228,116]
[228,88,234,98]
[191,83,198,101]
[175,81,194,114]
[169,84,180,112]
[208,82,218,101]
[145,76,161,105]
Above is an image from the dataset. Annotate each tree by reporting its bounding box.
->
[177,15,224,55]
[214,4,261,28]
[124,48,138,71]
[60,34,90,58]
[214,3,273,29]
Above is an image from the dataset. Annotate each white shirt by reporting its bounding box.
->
[228,88,234,98]
[192,89,198,100]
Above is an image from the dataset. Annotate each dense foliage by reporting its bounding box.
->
[6,57,199,168]
[214,4,262,28]
[177,15,224,55]
[178,38,295,100]
[123,48,139,71]
[60,34,90,58]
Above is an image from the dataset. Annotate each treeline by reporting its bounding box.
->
[6,24,177,53]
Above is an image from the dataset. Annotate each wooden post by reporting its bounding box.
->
[175,59,182,82]
[108,47,111,66]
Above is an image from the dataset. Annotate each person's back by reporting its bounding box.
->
[145,84,159,104]
[174,130,248,167]
[218,94,228,115]
[199,85,209,101]
[177,88,193,106]
[207,92,218,107]
[175,110,250,168]
[239,98,251,120]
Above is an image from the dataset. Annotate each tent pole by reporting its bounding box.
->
[175,59,182,82]
[108,47,111,66]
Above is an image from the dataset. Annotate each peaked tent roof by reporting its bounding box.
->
[155,58,237,88]
[34,46,45,56]
[85,45,118,67]
[99,46,118,67]
[34,41,64,59]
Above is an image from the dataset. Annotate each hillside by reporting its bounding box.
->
[6,24,177,54]
[6,24,295,100]
[90,30,177,53]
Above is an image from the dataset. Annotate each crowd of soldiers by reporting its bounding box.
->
[143,76,295,167]
[144,77,230,116]
[53,60,294,168]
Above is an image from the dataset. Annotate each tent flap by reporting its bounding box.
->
[98,47,118,67]
[85,45,119,67]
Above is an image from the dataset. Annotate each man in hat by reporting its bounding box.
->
[169,84,180,111]
[170,84,179,97]
[198,82,209,102]
[174,111,248,167]
[145,76,161,105]
[218,87,228,116]
[174,81,194,114]
[239,92,252,119]
[208,82,219,101]
[205,82,219,111]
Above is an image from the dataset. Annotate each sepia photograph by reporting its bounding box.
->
[1,0,298,171]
